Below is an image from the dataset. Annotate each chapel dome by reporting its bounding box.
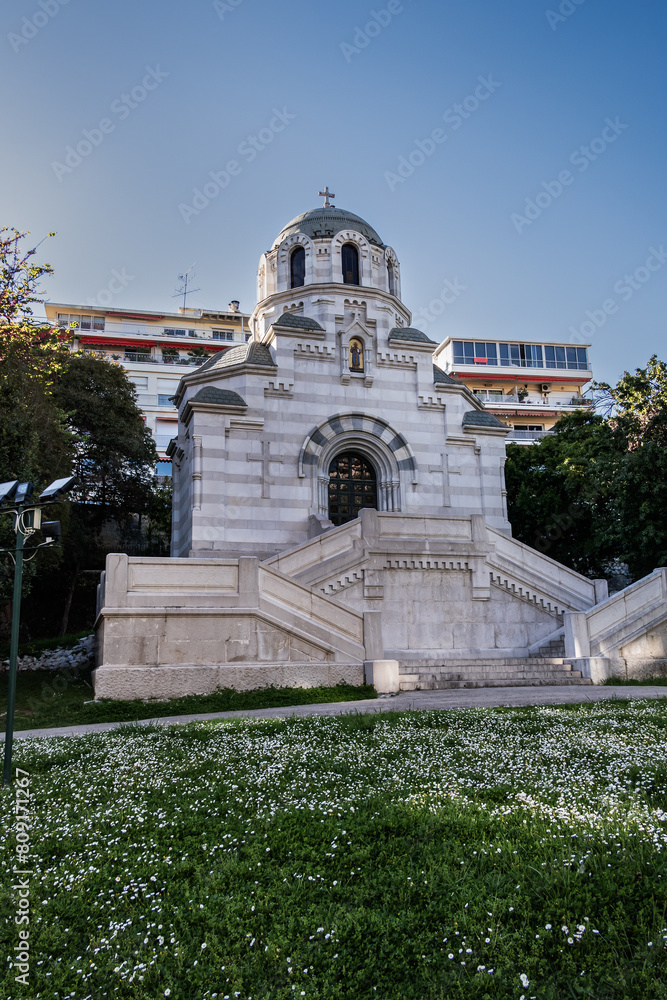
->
[272,206,385,249]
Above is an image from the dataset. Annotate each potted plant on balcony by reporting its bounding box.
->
[160,345,180,364]
[517,386,529,402]
[187,346,209,365]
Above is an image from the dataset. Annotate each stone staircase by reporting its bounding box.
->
[399,655,591,690]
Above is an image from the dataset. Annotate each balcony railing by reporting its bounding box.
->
[122,352,205,366]
[474,393,593,407]
[105,321,211,341]
[136,394,177,407]
[506,429,554,442]
[124,352,158,364]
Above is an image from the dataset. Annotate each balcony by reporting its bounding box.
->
[124,352,158,364]
[154,435,176,450]
[136,393,177,407]
[473,392,593,408]
[121,352,206,366]
[105,321,211,341]
[506,429,554,443]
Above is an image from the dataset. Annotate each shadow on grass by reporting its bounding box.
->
[0,669,377,733]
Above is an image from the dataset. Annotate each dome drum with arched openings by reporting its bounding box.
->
[256,195,403,306]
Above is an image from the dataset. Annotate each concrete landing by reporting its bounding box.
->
[3,685,666,741]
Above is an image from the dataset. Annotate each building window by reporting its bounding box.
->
[212,330,235,341]
[514,424,544,431]
[163,328,196,337]
[290,246,306,288]
[349,338,364,372]
[341,243,360,285]
[499,343,544,368]
[155,461,172,477]
[328,452,377,526]
[158,394,175,406]
[56,312,105,331]
[543,346,588,370]
[453,342,498,365]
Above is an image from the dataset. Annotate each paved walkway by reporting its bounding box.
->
[3,685,666,740]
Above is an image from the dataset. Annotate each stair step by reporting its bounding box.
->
[400,658,567,670]
[399,675,592,691]
[400,674,580,685]
[400,667,577,678]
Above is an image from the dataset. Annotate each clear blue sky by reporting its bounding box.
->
[1,0,664,383]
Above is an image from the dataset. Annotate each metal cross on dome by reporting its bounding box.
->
[318,186,335,207]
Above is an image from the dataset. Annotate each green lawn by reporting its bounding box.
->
[1,700,667,998]
[0,670,376,732]
[605,677,667,686]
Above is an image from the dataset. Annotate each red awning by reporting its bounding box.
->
[454,371,586,383]
[112,312,167,322]
[79,335,156,348]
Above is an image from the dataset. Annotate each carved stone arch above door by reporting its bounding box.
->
[298,412,418,517]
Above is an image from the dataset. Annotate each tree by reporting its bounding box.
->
[53,352,157,517]
[0,229,167,638]
[594,354,667,446]
[506,358,667,583]
[505,410,621,578]
[47,352,159,633]
[0,228,73,486]
[0,229,74,613]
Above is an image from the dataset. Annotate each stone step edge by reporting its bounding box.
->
[399,678,593,690]
[400,672,581,682]
[399,658,567,668]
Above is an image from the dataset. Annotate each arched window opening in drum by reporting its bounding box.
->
[341,243,360,285]
[290,246,305,288]
[387,260,396,296]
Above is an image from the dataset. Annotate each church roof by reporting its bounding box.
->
[272,207,385,249]
[274,313,325,331]
[190,387,247,407]
[389,327,437,345]
[204,341,276,372]
[433,365,459,385]
[462,409,507,429]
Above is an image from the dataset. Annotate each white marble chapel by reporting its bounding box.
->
[93,195,667,698]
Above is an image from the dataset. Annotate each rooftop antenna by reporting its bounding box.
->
[173,263,201,309]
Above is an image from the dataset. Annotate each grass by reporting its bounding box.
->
[605,676,667,686]
[0,669,377,732]
[1,699,667,998]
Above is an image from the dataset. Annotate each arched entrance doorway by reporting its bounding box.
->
[328,452,377,526]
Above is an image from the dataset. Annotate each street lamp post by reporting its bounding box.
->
[1,477,75,786]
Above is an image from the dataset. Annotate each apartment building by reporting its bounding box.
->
[43,300,251,474]
[434,337,593,443]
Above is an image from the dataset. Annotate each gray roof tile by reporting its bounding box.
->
[462,409,507,429]
[191,387,247,407]
[389,327,437,344]
[205,341,276,372]
[275,313,325,331]
[273,207,385,249]
[433,365,459,385]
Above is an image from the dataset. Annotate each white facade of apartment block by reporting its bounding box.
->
[43,301,252,468]
[435,337,593,442]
